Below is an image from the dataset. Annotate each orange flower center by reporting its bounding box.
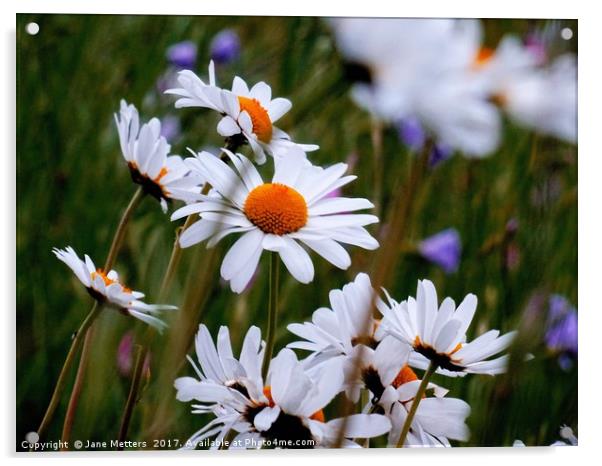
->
[244,183,308,235]
[91,269,116,287]
[238,96,273,143]
[90,269,131,293]
[473,46,495,68]
[392,364,419,389]
[263,386,324,422]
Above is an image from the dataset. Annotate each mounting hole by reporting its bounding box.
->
[25,22,39,35]
[561,27,573,41]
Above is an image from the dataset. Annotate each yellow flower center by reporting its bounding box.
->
[238,96,273,143]
[244,183,308,235]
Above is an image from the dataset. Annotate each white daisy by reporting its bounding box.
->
[473,37,577,143]
[329,18,500,157]
[379,278,518,377]
[53,246,176,332]
[176,340,391,449]
[175,324,265,400]
[170,150,379,293]
[165,61,318,164]
[287,273,385,364]
[114,100,204,212]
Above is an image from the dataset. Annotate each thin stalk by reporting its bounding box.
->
[35,302,101,442]
[262,252,280,379]
[58,187,145,443]
[104,187,145,271]
[59,321,96,450]
[158,214,197,300]
[396,362,437,448]
[117,344,146,448]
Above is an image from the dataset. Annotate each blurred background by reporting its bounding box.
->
[16,15,577,449]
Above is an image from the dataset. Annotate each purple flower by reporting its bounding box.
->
[545,295,578,371]
[396,117,425,151]
[117,331,151,378]
[418,228,462,273]
[160,115,181,143]
[546,309,578,354]
[166,40,197,69]
[210,29,241,65]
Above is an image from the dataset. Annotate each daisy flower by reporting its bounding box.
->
[165,61,318,164]
[170,150,379,293]
[114,100,204,212]
[329,18,500,157]
[175,324,265,400]
[53,247,176,332]
[473,37,577,143]
[287,273,385,365]
[379,279,518,376]
[176,340,391,449]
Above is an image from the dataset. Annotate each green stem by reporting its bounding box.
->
[57,187,145,443]
[158,214,197,300]
[35,302,102,442]
[104,186,145,271]
[117,344,146,449]
[262,252,280,379]
[396,362,437,448]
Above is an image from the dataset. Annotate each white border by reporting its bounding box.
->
[3,1,598,465]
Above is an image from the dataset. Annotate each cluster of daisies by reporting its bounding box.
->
[47,18,560,449]
[176,274,518,449]
[330,18,576,157]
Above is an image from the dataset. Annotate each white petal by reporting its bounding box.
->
[278,237,314,284]
[217,116,241,137]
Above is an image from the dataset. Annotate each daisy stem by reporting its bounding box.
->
[117,344,145,449]
[59,187,145,444]
[34,302,102,442]
[395,361,438,448]
[262,252,280,379]
[104,186,145,270]
[158,213,197,300]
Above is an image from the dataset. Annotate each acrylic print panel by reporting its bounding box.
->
[16,14,577,452]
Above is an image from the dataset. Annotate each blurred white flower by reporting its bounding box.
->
[379,279,518,377]
[474,38,577,143]
[330,18,500,157]
[53,246,176,331]
[171,150,379,293]
[114,100,204,212]
[165,62,318,164]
